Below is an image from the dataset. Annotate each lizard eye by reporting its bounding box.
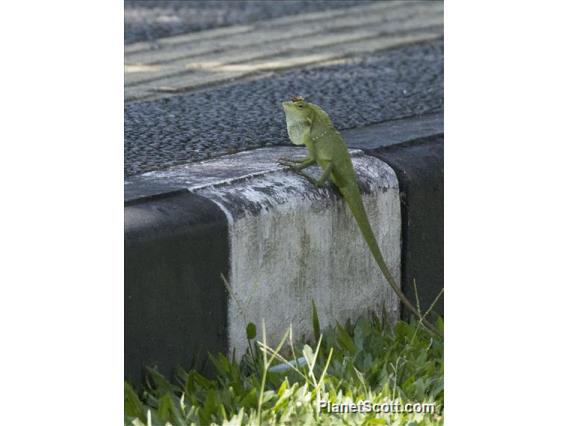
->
[298,104,303,108]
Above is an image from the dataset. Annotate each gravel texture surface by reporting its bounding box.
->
[125,40,443,176]
[125,1,367,45]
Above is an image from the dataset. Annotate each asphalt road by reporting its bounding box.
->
[125,40,443,176]
[125,1,367,45]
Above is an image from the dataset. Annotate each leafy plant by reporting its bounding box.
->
[125,313,443,425]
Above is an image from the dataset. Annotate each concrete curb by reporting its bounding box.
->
[125,124,443,384]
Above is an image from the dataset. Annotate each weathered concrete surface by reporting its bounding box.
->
[126,147,402,357]
[196,149,401,357]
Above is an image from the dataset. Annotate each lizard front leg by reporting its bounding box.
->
[277,156,318,185]
[277,156,316,171]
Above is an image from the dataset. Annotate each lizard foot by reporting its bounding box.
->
[277,157,302,165]
[277,159,300,169]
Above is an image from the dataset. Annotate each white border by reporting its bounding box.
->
[446,0,568,424]
[1,1,123,424]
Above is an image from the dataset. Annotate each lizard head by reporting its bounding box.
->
[282,96,314,125]
[282,96,315,145]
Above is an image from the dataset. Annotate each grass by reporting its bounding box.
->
[124,310,443,426]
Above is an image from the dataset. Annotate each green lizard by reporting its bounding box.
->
[279,96,439,335]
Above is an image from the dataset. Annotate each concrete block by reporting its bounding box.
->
[191,148,402,357]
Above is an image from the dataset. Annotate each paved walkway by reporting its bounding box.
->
[125,1,363,45]
[125,1,442,102]
[124,1,443,176]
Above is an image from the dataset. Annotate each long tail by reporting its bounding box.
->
[339,184,438,333]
